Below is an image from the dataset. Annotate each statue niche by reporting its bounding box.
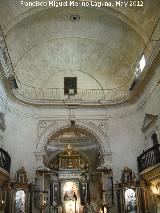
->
[116,166,144,213]
[10,167,32,213]
[64,187,77,201]
[15,166,28,184]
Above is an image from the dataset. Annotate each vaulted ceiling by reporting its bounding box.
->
[0,0,160,90]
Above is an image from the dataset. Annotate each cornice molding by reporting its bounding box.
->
[140,163,160,181]
[142,114,158,132]
[6,76,160,120]
[1,46,160,119]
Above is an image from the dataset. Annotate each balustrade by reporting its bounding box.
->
[0,148,11,173]
[137,144,160,172]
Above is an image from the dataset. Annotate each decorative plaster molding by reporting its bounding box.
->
[89,120,108,135]
[36,119,111,154]
[34,151,46,170]
[3,63,160,121]
[142,114,158,132]
[140,163,160,181]
[59,173,82,180]
[38,120,56,137]
[6,82,160,120]
[36,120,110,156]
[0,112,5,131]
[35,119,112,171]
[101,152,112,169]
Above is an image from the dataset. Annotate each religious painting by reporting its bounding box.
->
[62,181,79,213]
[64,188,77,201]
[63,182,78,201]
[124,188,137,213]
[15,190,26,213]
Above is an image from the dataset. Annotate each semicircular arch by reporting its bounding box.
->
[36,120,111,154]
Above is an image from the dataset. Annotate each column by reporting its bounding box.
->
[102,152,112,169]
[50,174,59,213]
[34,152,50,175]
[141,180,150,213]
[50,180,53,206]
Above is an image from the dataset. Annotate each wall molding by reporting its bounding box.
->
[36,119,111,153]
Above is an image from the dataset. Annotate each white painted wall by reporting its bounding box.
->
[2,74,160,181]
[108,110,145,181]
[1,99,148,181]
[4,111,37,181]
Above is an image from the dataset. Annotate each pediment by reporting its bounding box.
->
[142,114,158,132]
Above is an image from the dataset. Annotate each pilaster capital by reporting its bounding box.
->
[34,152,47,170]
[101,152,112,169]
[34,152,45,159]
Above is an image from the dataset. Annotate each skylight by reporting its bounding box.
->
[134,54,146,79]
[139,55,146,72]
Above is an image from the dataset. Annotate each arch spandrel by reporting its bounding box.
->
[36,119,111,154]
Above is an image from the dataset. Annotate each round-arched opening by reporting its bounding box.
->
[44,126,102,172]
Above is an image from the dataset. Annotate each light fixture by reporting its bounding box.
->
[139,55,146,72]
[70,15,80,22]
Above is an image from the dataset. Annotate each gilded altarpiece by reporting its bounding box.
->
[10,167,33,213]
[48,145,89,213]
[116,167,145,213]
